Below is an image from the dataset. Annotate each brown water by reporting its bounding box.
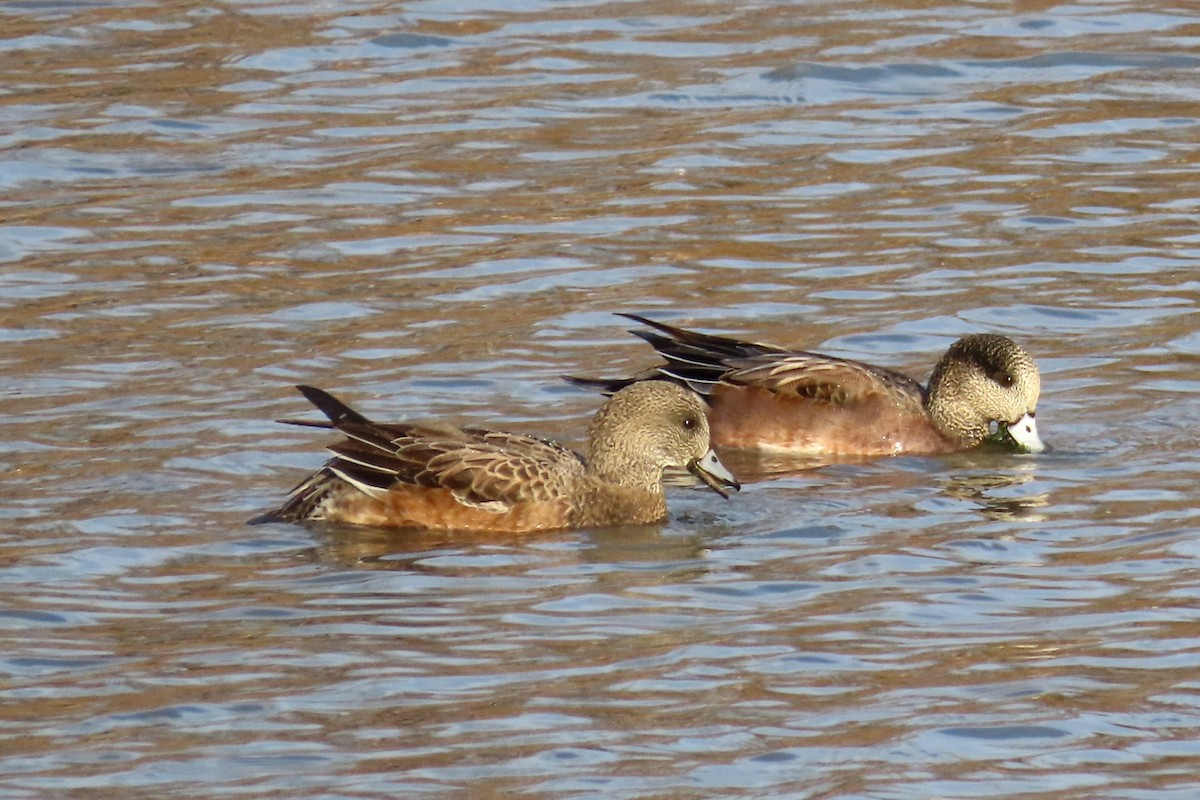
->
[2,0,1199,797]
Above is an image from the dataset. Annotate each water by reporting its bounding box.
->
[2,0,1198,797]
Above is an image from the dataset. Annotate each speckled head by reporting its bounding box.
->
[926,334,1044,452]
[586,381,739,496]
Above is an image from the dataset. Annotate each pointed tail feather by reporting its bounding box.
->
[561,374,638,396]
[563,313,770,399]
[296,385,373,426]
[250,387,381,525]
[618,313,783,362]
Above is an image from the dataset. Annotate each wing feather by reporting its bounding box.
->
[574,317,925,409]
[257,386,589,522]
[719,353,924,408]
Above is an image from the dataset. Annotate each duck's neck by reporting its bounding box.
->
[584,408,665,491]
[574,479,668,526]
[585,437,664,492]
[925,377,986,447]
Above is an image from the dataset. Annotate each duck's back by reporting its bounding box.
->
[277,422,610,531]
[706,353,954,455]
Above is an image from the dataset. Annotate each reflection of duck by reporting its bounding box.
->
[571,314,1045,456]
[250,381,738,533]
[941,468,1049,522]
[306,521,716,573]
[688,448,866,485]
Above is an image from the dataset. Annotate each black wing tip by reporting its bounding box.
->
[626,327,677,351]
[275,417,335,429]
[616,312,684,338]
[293,385,372,427]
[617,312,731,352]
[561,374,634,395]
[295,384,339,410]
[615,311,657,325]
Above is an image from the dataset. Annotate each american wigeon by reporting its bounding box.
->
[250,381,739,532]
[569,314,1045,457]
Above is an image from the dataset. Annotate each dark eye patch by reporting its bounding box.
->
[682,415,698,430]
[990,370,1014,388]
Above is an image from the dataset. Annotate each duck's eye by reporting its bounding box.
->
[682,415,697,430]
[990,370,1014,388]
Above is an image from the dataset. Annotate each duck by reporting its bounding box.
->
[568,314,1045,457]
[250,380,739,532]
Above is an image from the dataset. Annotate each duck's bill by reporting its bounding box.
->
[999,412,1045,453]
[689,449,741,498]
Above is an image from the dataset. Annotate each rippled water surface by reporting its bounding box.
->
[3,0,1199,797]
